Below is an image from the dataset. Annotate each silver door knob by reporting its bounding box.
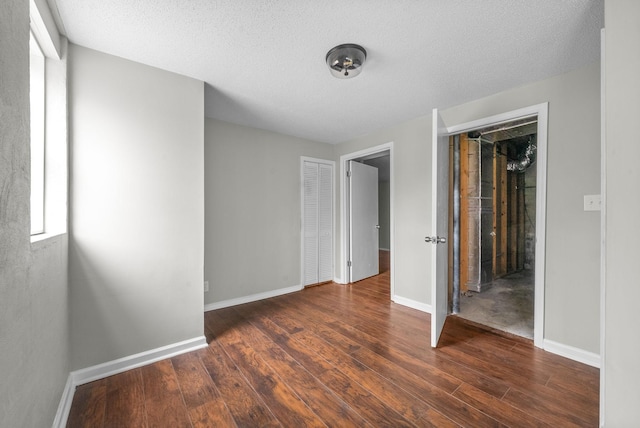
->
[425,236,446,244]
[375,225,380,229]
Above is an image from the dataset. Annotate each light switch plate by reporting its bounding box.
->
[584,194,601,211]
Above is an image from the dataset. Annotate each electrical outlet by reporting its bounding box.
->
[584,194,601,211]
[204,281,209,292]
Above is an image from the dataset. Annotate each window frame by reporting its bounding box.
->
[30,29,46,236]
[29,0,66,242]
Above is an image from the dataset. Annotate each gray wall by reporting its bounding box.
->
[337,117,432,301]
[204,118,333,304]
[68,45,205,369]
[338,61,601,354]
[0,0,69,426]
[604,1,640,424]
[443,62,601,353]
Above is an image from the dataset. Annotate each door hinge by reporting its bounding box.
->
[347,260,352,267]
[347,170,352,177]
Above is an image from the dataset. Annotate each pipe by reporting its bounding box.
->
[452,134,461,314]
[507,139,536,173]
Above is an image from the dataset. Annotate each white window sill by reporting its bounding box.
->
[30,231,67,246]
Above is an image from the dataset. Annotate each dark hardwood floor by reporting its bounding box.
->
[67,271,599,427]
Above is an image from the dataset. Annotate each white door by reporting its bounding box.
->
[302,160,333,286]
[317,163,333,282]
[430,109,449,347]
[349,161,379,282]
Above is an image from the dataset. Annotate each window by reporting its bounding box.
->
[29,1,67,241]
[30,30,45,235]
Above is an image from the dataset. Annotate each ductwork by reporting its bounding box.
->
[507,139,536,173]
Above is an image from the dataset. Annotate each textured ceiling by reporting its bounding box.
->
[51,0,603,144]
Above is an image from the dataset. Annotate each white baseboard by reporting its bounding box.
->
[390,299,599,368]
[543,339,601,368]
[51,375,75,428]
[52,336,207,428]
[392,295,432,314]
[204,285,302,312]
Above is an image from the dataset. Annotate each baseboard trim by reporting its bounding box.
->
[53,336,207,428]
[70,336,208,386]
[389,299,599,368]
[51,374,75,428]
[204,285,303,312]
[392,295,432,314]
[543,339,601,368]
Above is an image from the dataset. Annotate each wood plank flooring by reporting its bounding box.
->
[67,271,599,427]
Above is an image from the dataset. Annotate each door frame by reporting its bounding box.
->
[339,142,394,294]
[443,102,548,348]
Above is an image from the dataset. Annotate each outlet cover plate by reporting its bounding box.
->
[584,194,601,211]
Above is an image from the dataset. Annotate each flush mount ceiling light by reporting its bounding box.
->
[326,44,367,79]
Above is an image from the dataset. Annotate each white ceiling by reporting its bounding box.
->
[51,0,603,144]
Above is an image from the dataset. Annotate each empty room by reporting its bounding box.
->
[1,0,639,427]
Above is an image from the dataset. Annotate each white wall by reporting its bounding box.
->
[204,118,333,304]
[603,1,640,424]
[68,45,205,370]
[338,62,601,354]
[0,1,69,426]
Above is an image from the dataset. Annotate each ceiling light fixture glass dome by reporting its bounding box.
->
[326,44,367,79]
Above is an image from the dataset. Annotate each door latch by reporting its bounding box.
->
[425,236,446,244]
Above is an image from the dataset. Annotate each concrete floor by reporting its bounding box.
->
[456,270,534,339]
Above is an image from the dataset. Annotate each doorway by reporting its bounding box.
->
[359,154,391,276]
[431,103,548,348]
[340,143,394,294]
[450,118,538,339]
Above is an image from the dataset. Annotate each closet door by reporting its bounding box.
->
[302,159,333,286]
[317,163,333,282]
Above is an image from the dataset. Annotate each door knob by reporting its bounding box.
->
[425,236,446,244]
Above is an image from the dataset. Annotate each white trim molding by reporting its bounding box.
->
[599,27,607,427]
[392,295,432,314]
[29,0,62,59]
[543,339,601,368]
[51,376,75,428]
[204,285,302,312]
[52,336,207,428]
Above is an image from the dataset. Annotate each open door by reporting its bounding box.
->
[349,160,379,282]
[429,109,449,347]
